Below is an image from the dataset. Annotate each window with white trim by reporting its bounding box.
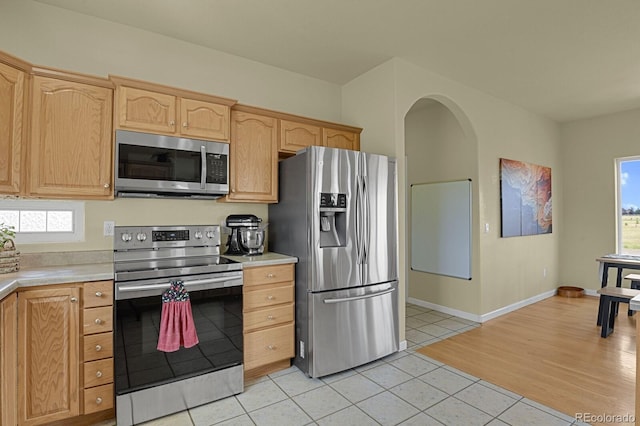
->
[617,156,640,255]
[0,200,85,244]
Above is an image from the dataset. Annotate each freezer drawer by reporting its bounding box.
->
[306,281,398,378]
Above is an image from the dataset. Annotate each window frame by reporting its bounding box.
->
[0,199,85,244]
[616,156,640,255]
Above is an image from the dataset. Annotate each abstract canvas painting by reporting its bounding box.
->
[500,158,552,237]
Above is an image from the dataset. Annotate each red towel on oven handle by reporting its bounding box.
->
[157,280,199,352]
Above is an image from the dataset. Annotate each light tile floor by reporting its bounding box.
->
[110,303,589,426]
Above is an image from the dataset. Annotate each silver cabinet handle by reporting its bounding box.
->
[267,315,275,320]
[267,345,277,350]
[266,295,275,300]
[96,371,103,378]
[169,120,175,126]
[103,183,110,189]
[95,345,102,352]
[70,297,78,303]
[94,318,103,325]
[266,273,275,278]
[182,122,188,128]
[95,291,103,297]
[96,397,103,405]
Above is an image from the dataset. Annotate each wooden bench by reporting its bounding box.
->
[597,287,640,337]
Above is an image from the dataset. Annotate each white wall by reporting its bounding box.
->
[343,58,562,318]
[0,0,344,253]
[405,101,481,314]
[560,108,640,290]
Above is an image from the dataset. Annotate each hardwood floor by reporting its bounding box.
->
[417,295,636,424]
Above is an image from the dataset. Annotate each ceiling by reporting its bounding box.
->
[36,0,640,123]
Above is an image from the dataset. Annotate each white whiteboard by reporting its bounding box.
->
[410,180,472,280]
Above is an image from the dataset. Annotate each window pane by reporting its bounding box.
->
[620,159,640,255]
[20,211,47,232]
[0,211,19,230]
[47,211,73,232]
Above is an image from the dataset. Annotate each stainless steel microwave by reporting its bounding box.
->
[114,130,229,199]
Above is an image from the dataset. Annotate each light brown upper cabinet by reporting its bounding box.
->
[29,68,114,199]
[111,76,236,142]
[279,119,321,154]
[226,110,278,203]
[0,53,29,195]
[323,128,360,151]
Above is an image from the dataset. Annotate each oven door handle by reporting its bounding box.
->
[118,276,242,293]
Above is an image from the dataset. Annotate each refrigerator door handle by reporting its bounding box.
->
[322,287,396,304]
[355,175,363,265]
[363,175,370,264]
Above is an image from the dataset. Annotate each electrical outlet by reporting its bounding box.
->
[103,221,115,236]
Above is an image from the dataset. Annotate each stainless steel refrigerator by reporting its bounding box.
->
[269,146,398,378]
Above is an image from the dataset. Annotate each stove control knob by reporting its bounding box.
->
[206,230,215,239]
[194,231,203,239]
[121,233,132,242]
[136,232,147,242]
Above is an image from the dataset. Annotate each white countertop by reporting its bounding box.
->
[0,252,297,300]
[0,263,114,300]
[224,252,298,267]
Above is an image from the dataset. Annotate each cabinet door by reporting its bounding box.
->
[180,98,229,141]
[1,293,18,426]
[0,62,25,194]
[227,111,278,202]
[116,86,176,134]
[323,128,360,151]
[279,119,321,154]
[18,287,80,425]
[29,76,113,199]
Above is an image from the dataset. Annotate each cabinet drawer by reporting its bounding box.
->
[83,306,113,335]
[244,264,294,287]
[244,284,293,310]
[84,358,114,389]
[84,332,113,362]
[244,303,293,332]
[83,383,114,414]
[244,323,294,371]
[83,281,113,308]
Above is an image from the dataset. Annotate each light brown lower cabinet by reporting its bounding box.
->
[18,286,80,425]
[1,293,18,426]
[0,280,115,426]
[243,264,295,380]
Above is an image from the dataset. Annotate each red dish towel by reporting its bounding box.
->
[157,280,199,352]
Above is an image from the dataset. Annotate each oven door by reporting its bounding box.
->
[114,274,243,396]
[115,129,229,196]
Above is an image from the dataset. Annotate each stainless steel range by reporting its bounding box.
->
[113,225,243,426]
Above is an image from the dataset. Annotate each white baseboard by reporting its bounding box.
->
[407,288,558,323]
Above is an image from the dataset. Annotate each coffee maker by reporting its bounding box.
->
[225,214,265,256]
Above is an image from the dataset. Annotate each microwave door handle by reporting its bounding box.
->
[200,145,207,189]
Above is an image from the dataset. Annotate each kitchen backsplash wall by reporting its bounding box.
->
[19,198,268,254]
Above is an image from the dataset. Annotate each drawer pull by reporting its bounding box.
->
[96,370,103,378]
[96,397,103,405]
[70,297,78,303]
[266,273,275,278]
[95,291,103,297]
[95,345,102,352]
[267,344,277,350]
[94,318,103,325]
[266,295,275,300]
[267,315,275,320]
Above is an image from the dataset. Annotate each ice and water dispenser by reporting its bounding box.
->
[319,192,347,247]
